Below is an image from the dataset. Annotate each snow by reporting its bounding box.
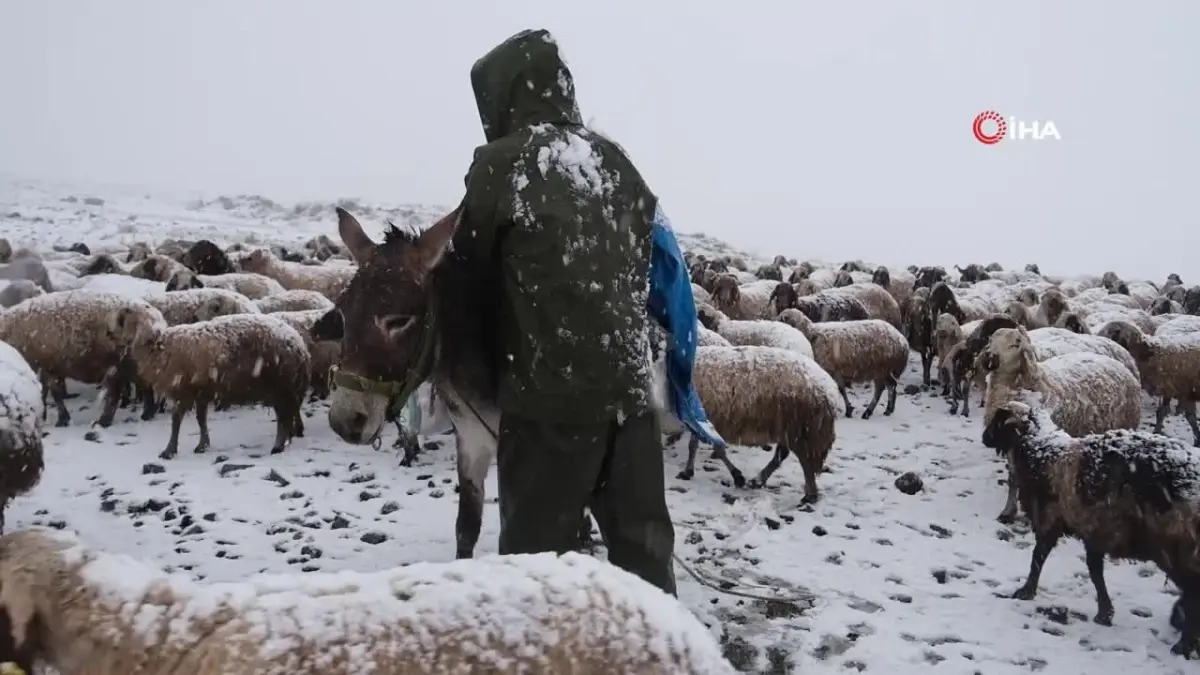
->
[0,339,43,439]
[532,128,615,201]
[78,272,165,298]
[4,178,1200,674]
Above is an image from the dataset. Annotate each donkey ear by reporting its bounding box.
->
[336,207,375,264]
[409,206,462,275]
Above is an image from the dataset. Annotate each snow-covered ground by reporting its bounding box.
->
[1,177,1195,674]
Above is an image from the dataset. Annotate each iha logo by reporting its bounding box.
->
[972,111,1061,144]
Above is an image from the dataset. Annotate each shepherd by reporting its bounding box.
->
[319,28,701,596]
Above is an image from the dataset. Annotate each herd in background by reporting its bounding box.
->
[2,227,1200,663]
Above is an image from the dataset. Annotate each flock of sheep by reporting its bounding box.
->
[2,225,1200,670]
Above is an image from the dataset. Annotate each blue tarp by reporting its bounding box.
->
[647,206,727,448]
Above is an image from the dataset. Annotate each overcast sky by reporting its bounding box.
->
[1,1,1195,281]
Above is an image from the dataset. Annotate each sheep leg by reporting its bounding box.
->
[1012,527,1063,600]
[748,444,790,489]
[1083,544,1114,626]
[1155,395,1171,435]
[798,459,820,505]
[997,453,1021,523]
[861,380,885,419]
[837,384,854,418]
[48,376,70,427]
[292,405,305,438]
[677,435,700,481]
[960,377,972,418]
[938,364,951,397]
[139,385,158,421]
[1172,583,1200,657]
[193,402,211,454]
[920,348,933,387]
[269,401,294,454]
[883,375,898,416]
[709,444,746,488]
[160,401,193,460]
[1180,400,1200,447]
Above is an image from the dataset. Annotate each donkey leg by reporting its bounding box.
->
[451,405,497,560]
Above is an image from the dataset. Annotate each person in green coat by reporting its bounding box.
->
[453,28,677,595]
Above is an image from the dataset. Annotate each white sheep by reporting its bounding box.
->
[254,289,335,314]
[824,282,903,328]
[0,342,44,533]
[979,327,1143,522]
[146,288,260,326]
[0,280,43,309]
[166,269,285,300]
[0,291,160,428]
[1026,326,1140,380]
[270,309,343,399]
[1096,320,1200,445]
[778,309,909,419]
[695,325,732,347]
[709,274,776,320]
[0,528,736,675]
[696,305,812,357]
[1154,314,1200,338]
[238,248,356,301]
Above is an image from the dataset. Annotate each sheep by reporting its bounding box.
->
[696,305,812,358]
[146,288,261,326]
[956,263,991,283]
[0,281,42,309]
[902,292,935,386]
[913,265,949,289]
[1096,320,1200,445]
[1002,300,1044,329]
[690,282,711,307]
[1055,311,1090,334]
[709,274,775,320]
[165,269,285,300]
[944,314,1020,417]
[771,282,870,323]
[823,283,903,328]
[123,310,310,459]
[871,265,915,308]
[303,233,344,260]
[934,312,964,396]
[754,262,783,281]
[129,254,189,283]
[0,342,44,533]
[675,345,841,503]
[1035,287,1071,327]
[978,327,1143,522]
[271,309,343,400]
[1150,296,1183,315]
[1025,263,1041,275]
[928,281,1002,324]
[0,528,736,675]
[0,258,52,293]
[1185,286,1200,315]
[1026,327,1140,381]
[982,399,1200,658]
[181,239,235,275]
[779,310,908,419]
[1155,315,1200,338]
[695,326,731,346]
[76,254,126,277]
[0,291,160,428]
[254,289,334,314]
[238,248,356,301]
[1082,307,1156,335]
[124,242,152,263]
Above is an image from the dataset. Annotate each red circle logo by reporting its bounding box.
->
[973,111,1006,145]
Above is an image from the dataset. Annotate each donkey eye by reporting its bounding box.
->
[376,314,415,335]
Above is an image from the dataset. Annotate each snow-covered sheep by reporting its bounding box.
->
[123,310,310,459]
[934,312,964,396]
[778,310,908,419]
[1150,296,1183,316]
[181,239,236,276]
[928,281,1004,324]
[0,257,52,294]
[1096,320,1200,445]
[238,248,356,301]
[76,273,164,299]
[823,282,902,328]
[978,327,1143,522]
[903,292,935,386]
[253,289,333,314]
[271,309,343,399]
[0,291,160,427]
[771,282,870,323]
[1054,310,1090,334]
[146,288,260,326]
[1026,327,1140,380]
[0,528,736,675]
[0,342,44,533]
[943,315,1021,418]
[696,305,812,358]
[1034,287,1071,327]
[871,265,915,308]
[677,346,842,503]
[0,280,42,309]
[696,326,731,346]
[165,269,285,300]
[690,282,711,307]
[75,253,127,277]
[128,254,189,283]
[1082,307,1157,335]
[1002,300,1045,329]
[982,400,1200,658]
[709,274,775,320]
[1155,314,1200,337]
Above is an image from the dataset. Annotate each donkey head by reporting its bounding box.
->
[324,206,459,444]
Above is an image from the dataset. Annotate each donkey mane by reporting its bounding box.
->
[381,220,421,249]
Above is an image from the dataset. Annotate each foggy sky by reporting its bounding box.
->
[1,1,1196,281]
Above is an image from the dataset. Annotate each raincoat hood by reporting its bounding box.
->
[470,29,584,143]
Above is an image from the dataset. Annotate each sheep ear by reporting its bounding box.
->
[336,207,376,264]
[408,206,462,277]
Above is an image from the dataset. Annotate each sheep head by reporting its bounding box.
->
[1038,288,1068,325]
[980,327,1035,376]
[777,308,813,338]
[871,266,891,289]
[1024,263,1041,275]
[769,282,797,315]
[935,312,959,334]
[239,249,274,274]
[1095,320,1149,359]
[1055,311,1089,334]
[1100,271,1119,290]
[108,304,166,349]
[711,274,741,310]
[1017,288,1039,307]
[164,270,202,292]
[981,399,1034,451]
[129,255,172,282]
[1109,280,1130,296]
[1149,297,1174,316]
[696,304,725,331]
[1184,286,1200,315]
[833,271,854,288]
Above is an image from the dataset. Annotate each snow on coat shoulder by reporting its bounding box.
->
[0,529,735,674]
[0,340,42,441]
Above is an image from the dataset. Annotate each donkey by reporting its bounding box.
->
[313,206,504,560]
